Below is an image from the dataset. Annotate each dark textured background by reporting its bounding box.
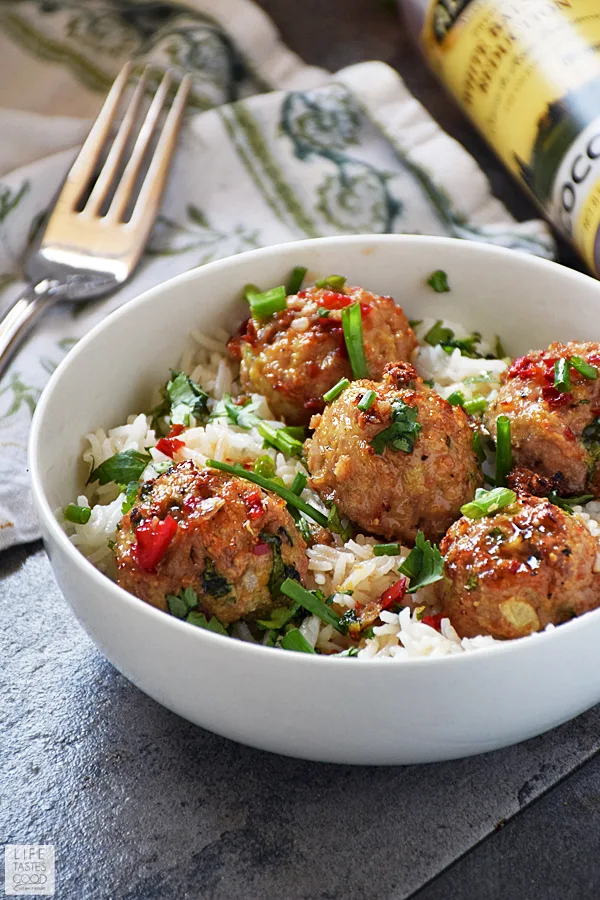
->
[2,2,599,898]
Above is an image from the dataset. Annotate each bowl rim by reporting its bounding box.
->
[29,233,600,670]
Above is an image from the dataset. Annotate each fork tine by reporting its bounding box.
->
[60,62,133,211]
[129,73,192,229]
[106,70,173,223]
[82,68,149,218]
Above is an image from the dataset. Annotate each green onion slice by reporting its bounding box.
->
[373,543,401,556]
[341,302,369,379]
[495,415,513,487]
[290,472,308,495]
[245,284,287,319]
[446,390,464,406]
[554,358,571,393]
[280,579,345,633]
[257,422,303,457]
[461,487,516,519]
[323,378,350,403]
[463,396,488,416]
[357,389,376,412]
[206,459,329,528]
[315,274,346,290]
[548,491,595,514]
[253,455,276,479]
[64,503,92,525]
[569,356,598,380]
[286,266,307,295]
[280,628,317,653]
[472,431,486,464]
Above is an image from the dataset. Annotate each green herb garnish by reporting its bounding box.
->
[408,319,423,329]
[548,492,595,514]
[167,586,198,619]
[257,602,299,631]
[121,481,140,515]
[461,487,516,519]
[426,269,450,292]
[253,455,276,479]
[370,398,422,455]
[323,378,351,403]
[207,459,329,528]
[186,612,229,635]
[554,358,571,393]
[569,356,598,380]
[281,578,346,633]
[341,301,369,379]
[245,283,287,319]
[326,503,353,541]
[280,628,317,653]
[315,274,346,290]
[152,370,209,433]
[463,396,488,416]
[257,422,303,457]
[200,558,232,598]
[495,415,512,487]
[64,503,91,525]
[472,431,486,464]
[357,389,376,412]
[465,574,479,591]
[398,531,444,593]
[290,472,307,495]
[334,646,359,657]
[88,449,151,486]
[286,266,307,295]
[373,543,401,556]
[423,320,483,359]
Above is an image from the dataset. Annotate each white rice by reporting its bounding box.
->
[65,320,600,660]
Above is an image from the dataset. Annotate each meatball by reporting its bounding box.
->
[486,341,600,496]
[305,362,483,544]
[114,460,308,625]
[437,493,600,640]
[228,284,416,425]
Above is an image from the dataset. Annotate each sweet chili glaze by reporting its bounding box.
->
[227,284,416,426]
[437,493,600,640]
[486,341,600,496]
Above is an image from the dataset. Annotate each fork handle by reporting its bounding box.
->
[0,280,61,381]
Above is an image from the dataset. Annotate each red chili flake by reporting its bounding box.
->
[167,424,185,438]
[182,495,202,514]
[135,515,177,571]
[321,291,352,310]
[564,426,576,442]
[507,355,556,386]
[422,613,444,632]
[380,577,408,609]
[244,490,264,520]
[359,302,373,317]
[297,289,308,299]
[156,437,185,458]
[253,542,270,556]
[542,386,572,408]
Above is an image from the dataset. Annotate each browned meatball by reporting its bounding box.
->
[486,341,600,496]
[228,284,417,426]
[305,362,483,544]
[437,493,600,640]
[114,460,308,625]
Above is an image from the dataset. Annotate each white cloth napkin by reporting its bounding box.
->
[0,0,554,551]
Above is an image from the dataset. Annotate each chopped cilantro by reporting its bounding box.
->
[166,586,198,619]
[151,370,208,434]
[426,269,450,292]
[398,531,444,593]
[256,602,299,631]
[370,398,422,455]
[423,320,484,359]
[465,573,479,591]
[88,449,151,486]
[186,611,229,635]
[200,558,232,598]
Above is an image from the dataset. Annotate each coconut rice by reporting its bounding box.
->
[65,317,600,659]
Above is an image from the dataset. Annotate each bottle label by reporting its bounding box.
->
[421,0,600,274]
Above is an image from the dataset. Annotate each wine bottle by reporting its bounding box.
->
[399,0,600,276]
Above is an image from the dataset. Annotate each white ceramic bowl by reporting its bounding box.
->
[30,235,600,765]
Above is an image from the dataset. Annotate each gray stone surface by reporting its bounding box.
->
[414,748,600,900]
[2,543,600,899]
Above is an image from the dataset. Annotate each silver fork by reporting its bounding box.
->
[0,62,191,379]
